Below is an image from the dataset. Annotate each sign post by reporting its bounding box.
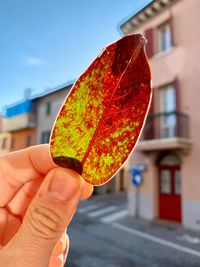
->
[129,164,146,218]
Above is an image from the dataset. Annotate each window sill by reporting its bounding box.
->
[151,46,175,60]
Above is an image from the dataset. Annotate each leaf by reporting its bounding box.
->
[50,34,152,185]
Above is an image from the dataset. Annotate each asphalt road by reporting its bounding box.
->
[65,193,200,267]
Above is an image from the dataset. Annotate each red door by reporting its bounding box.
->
[159,165,182,223]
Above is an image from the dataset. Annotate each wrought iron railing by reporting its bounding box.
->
[142,111,190,140]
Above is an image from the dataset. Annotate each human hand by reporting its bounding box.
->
[0,144,93,267]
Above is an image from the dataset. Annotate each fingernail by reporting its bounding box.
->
[49,169,80,202]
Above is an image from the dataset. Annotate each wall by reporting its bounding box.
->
[0,132,11,156]
[36,89,70,144]
[125,0,200,229]
[0,115,2,131]
[10,129,36,151]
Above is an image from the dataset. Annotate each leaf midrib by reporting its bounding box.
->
[81,38,145,166]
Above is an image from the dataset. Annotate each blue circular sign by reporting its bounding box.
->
[131,169,143,187]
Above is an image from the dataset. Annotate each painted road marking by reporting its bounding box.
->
[88,206,117,218]
[177,234,200,244]
[101,210,128,223]
[113,223,200,258]
[77,204,102,213]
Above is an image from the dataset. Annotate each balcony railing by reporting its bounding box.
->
[142,112,190,141]
[2,112,36,132]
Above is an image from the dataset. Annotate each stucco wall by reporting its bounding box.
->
[11,129,36,151]
[0,132,11,156]
[183,200,200,231]
[36,88,70,144]
[128,191,154,220]
[125,0,200,228]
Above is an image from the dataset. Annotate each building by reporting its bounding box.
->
[0,114,11,157]
[34,83,128,194]
[0,114,2,131]
[0,84,72,154]
[1,98,37,153]
[0,132,11,157]
[0,81,128,194]
[0,84,71,154]
[120,0,200,230]
[34,84,72,144]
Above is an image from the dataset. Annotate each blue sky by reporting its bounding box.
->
[0,0,152,112]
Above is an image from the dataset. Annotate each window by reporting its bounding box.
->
[160,166,181,196]
[26,135,32,147]
[2,137,7,149]
[159,84,176,137]
[174,169,181,195]
[160,169,171,194]
[41,131,51,144]
[11,138,15,149]
[46,102,51,116]
[159,84,176,113]
[157,22,172,52]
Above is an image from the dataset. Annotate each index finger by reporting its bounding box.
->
[0,144,56,207]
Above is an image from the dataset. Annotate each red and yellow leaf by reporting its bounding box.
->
[50,34,152,185]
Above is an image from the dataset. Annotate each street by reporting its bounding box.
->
[65,192,200,267]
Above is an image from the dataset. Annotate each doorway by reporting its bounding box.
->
[158,155,182,223]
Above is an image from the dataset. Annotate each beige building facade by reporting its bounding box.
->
[0,84,128,195]
[0,132,12,157]
[35,85,71,144]
[121,0,200,230]
[0,114,11,156]
[0,99,36,155]
[35,84,128,194]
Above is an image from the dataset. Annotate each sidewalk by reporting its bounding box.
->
[84,192,200,256]
[69,192,200,266]
[115,215,200,255]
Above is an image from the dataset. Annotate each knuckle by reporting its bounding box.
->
[27,204,64,239]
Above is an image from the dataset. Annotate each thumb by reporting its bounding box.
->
[12,167,83,267]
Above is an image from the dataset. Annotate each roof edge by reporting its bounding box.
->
[120,0,177,34]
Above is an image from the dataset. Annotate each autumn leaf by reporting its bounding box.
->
[50,34,152,185]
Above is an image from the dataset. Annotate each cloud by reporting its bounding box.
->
[24,56,46,66]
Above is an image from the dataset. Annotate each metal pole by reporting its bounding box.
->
[135,187,139,218]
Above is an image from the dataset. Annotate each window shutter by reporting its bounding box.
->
[144,28,154,58]
[149,93,154,114]
[169,10,174,46]
[150,92,155,139]
[173,77,180,111]
[173,77,180,136]
[144,92,155,140]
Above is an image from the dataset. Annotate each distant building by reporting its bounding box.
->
[0,132,12,157]
[0,81,128,194]
[0,114,12,156]
[34,85,71,144]
[0,114,2,131]
[34,84,127,194]
[0,84,72,154]
[1,99,36,152]
[120,0,200,230]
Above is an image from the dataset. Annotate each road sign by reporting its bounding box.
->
[128,164,147,172]
[131,169,143,187]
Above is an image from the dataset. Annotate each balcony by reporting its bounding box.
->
[2,113,36,132]
[138,112,192,152]
[2,99,36,132]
